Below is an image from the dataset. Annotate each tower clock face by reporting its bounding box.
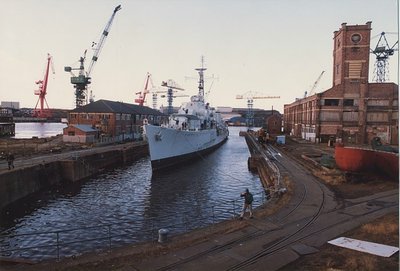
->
[351,33,361,43]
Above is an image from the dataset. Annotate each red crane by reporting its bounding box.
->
[33,53,54,118]
[135,72,154,106]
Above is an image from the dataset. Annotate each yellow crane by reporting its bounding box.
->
[236,91,280,127]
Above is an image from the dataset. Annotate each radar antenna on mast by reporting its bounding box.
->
[194,56,207,102]
[186,56,218,101]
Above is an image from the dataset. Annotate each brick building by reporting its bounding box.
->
[63,99,166,143]
[0,108,15,137]
[284,22,398,145]
[265,114,282,136]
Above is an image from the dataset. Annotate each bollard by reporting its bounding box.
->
[158,228,169,243]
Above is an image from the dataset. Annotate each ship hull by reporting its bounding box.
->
[144,124,229,171]
[335,145,399,178]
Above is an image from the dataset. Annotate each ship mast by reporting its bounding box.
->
[195,56,207,102]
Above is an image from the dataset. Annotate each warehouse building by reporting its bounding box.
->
[63,99,166,143]
[284,22,398,145]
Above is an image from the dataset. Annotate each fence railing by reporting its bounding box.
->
[0,190,273,261]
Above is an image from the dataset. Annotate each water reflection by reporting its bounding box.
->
[14,123,67,139]
[0,127,262,259]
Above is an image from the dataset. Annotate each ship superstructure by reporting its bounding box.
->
[144,60,229,171]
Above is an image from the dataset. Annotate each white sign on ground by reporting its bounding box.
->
[328,237,399,257]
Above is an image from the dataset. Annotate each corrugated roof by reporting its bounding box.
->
[72,124,98,132]
[71,100,165,116]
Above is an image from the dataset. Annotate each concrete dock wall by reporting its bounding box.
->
[59,144,148,182]
[0,162,63,209]
[0,143,149,209]
[244,133,280,191]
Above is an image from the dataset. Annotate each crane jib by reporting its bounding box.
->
[65,4,122,108]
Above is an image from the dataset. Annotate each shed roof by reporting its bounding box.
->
[71,100,165,116]
[71,124,98,133]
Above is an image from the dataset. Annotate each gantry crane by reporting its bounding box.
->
[371,32,398,82]
[33,53,55,118]
[135,72,154,106]
[236,91,280,127]
[304,71,325,98]
[160,80,186,115]
[64,5,121,108]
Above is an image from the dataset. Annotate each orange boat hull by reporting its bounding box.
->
[335,145,399,178]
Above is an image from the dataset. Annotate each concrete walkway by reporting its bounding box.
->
[0,141,147,172]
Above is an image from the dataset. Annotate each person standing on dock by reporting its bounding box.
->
[7,152,15,170]
[240,188,253,219]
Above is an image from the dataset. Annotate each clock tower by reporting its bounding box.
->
[332,22,372,87]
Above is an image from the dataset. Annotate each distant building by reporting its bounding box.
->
[63,99,166,143]
[1,101,20,110]
[265,114,282,135]
[63,124,99,143]
[284,22,398,145]
[216,106,233,113]
[0,108,15,136]
[227,116,247,126]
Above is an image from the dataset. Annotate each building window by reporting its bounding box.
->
[351,33,362,44]
[343,99,354,106]
[348,62,362,78]
[336,64,340,74]
[324,99,339,106]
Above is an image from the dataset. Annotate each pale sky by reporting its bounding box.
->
[0,0,398,113]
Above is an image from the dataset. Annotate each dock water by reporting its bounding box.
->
[0,142,148,209]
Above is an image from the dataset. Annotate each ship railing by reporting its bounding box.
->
[0,191,273,262]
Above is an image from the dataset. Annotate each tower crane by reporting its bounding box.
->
[371,32,398,82]
[33,53,55,118]
[64,5,121,108]
[160,80,185,115]
[305,70,325,98]
[135,72,154,106]
[236,91,280,128]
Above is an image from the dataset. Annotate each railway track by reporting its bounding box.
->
[225,143,329,270]
[153,139,332,271]
[137,138,398,271]
[152,192,396,271]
